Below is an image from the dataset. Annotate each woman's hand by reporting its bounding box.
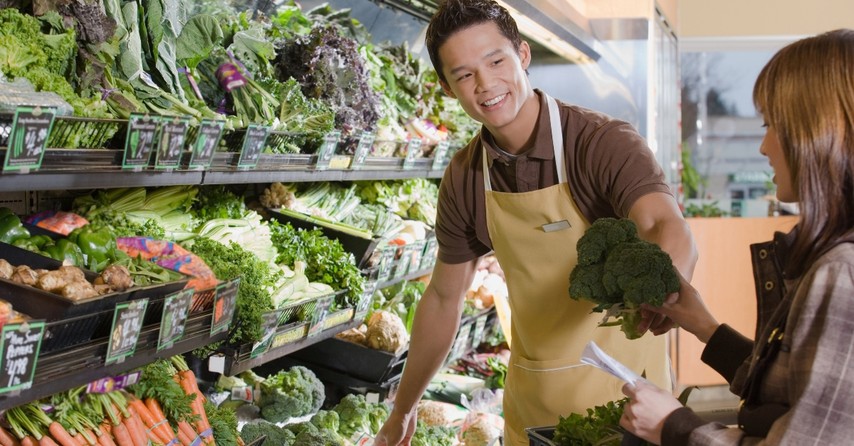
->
[620,380,683,445]
[374,407,417,446]
[640,272,720,343]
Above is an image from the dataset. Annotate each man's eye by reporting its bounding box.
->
[492,59,503,66]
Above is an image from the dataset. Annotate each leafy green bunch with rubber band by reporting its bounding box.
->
[569,218,679,339]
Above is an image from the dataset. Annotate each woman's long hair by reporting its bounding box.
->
[753,29,854,277]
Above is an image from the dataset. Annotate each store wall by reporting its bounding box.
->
[679,0,854,38]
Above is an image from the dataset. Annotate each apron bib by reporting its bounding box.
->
[483,95,672,445]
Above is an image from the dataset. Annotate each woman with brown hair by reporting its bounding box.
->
[620,28,854,445]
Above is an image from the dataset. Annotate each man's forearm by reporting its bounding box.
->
[642,217,697,280]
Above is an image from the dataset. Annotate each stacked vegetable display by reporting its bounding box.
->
[0,2,477,151]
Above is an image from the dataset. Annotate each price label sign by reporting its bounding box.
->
[189,119,225,168]
[431,140,451,170]
[155,116,190,170]
[449,323,472,361]
[0,321,45,393]
[314,131,340,170]
[420,237,439,270]
[409,240,425,273]
[123,114,160,169]
[394,247,413,279]
[350,131,375,169]
[472,315,488,349]
[402,138,423,170]
[250,309,281,358]
[376,247,396,283]
[307,295,334,338]
[157,289,194,351]
[211,279,239,336]
[3,106,56,173]
[355,281,378,320]
[106,299,149,365]
[237,124,269,168]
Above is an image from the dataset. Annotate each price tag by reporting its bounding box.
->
[189,119,225,168]
[402,138,422,170]
[472,315,488,349]
[376,247,396,283]
[237,124,269,168]
[106,299,148,365]
[420,237,439,270]
[123,114,160,169]
[211,279,240,336]
[431,140,451,170]
[355,281,378,320]
[449,323,472,361]
[0,321,45,393]
[307,295,334,338]
[157,289,194,351]
[250,309,281,358]
[155,116,190,169]
[3,106,55,173]
[394,247,413,279]
[409,240,425,273]
[350,131,375,169]
[314,131,340,170]
[86,371,141,393]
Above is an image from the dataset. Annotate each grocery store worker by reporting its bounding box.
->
[374,1,697,444]
[620,28,854,446]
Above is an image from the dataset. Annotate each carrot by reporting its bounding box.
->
[20,438,36,446]
[175,423,195,445]
[174,427,191,446]
[70,434,85,446]
[94,426,115,446]
[128,399,171,445]
[0,426,21,446]
[120,412,143,446]
[105,423,132,446]
[46,423,76,446]
[38,436,59,446]
[143,399,178,445]
[174,373,211,445]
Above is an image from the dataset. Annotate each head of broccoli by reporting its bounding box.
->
[239,420,296,445]
[569,218,679,339]
[332,393,389,438]
[287,420,346,446]
[258,365,326,423]
[575,218,639,266]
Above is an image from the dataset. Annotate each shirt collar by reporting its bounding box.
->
[480,89,556,167]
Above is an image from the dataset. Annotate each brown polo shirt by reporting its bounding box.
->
[436,90,672,264]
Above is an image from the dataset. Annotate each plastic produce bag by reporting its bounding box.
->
[25,210,89,235]
[460,388,504,446]
[116,237,218,293]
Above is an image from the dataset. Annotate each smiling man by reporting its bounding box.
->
[374,1,697,445]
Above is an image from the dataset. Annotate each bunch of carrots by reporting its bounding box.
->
[0,355,226,446]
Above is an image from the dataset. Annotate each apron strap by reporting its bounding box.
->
[482,94,566,192]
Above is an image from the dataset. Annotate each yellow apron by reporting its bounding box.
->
[483,95,671,445]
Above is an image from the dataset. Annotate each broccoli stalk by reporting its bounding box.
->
[569,218,679,339]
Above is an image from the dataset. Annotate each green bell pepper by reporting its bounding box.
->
[11,237,43,254]
[69,225,117,272]
[0,214,31,244]
[42,239,86,266]
[27,234,53,249]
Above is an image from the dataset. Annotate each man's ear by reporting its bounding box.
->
[440,79,457,99]
[519,40,532,70]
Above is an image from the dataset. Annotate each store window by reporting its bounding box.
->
[680,45,785,217]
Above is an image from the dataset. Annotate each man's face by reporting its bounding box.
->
[438,22,533,135]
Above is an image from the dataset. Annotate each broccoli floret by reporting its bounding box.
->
[569,218,679,339]
[258,366,325,423]
[292,426,346,446]
[240,420,296,445]
[330,393,388,437]
[311,410,340,432]
[412,424,457,446]
[575,218,639,266]
[285,421,319,437]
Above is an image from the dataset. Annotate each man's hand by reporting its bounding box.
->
[374,407,417,446]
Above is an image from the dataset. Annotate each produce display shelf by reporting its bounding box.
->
[214,318,362,376]
[377,266,433,289]
[0,308,227,410]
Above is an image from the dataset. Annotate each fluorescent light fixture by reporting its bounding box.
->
[495,0,598,64]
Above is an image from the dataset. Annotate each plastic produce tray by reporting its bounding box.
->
[0,242,188,352]
[526,427,555,446]
[266,208,381,269]
[47,116,125,149]
[287,336,408,383]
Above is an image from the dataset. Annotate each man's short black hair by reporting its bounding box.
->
[425,0,522,83]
